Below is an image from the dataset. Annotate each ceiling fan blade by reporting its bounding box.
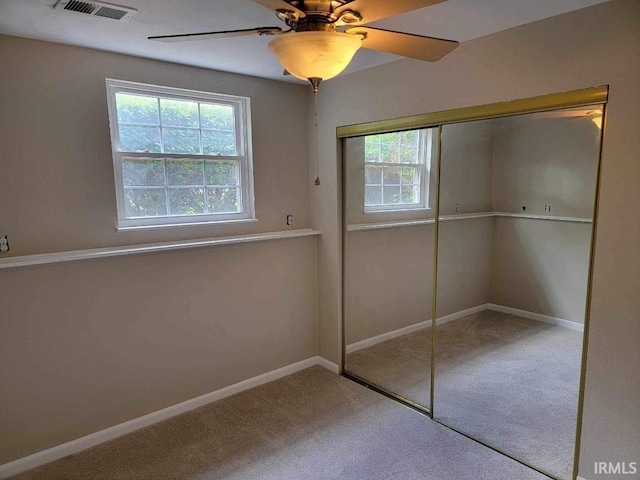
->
[251,0,306,18]
[346,27,458,62]
[337,0,445,25]
[149,27,283,43]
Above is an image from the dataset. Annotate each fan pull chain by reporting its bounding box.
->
[310,78,321,186]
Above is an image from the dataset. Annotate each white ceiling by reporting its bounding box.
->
[0,0,609,84]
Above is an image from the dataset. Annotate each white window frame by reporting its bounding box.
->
[364,129,431,213]
[105,78,255,230]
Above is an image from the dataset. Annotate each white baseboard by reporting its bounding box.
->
[0,356,336,479]
[316,356,340,373]
[486,304,584,332]
[346,304,488,354]
[347,303,583,355]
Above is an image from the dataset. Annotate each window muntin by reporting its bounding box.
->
[364,129,430,212]
[106,79,254,229]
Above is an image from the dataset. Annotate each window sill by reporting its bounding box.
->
[0,229,320,270]
[364,207,431,214]
[117,218,258,231]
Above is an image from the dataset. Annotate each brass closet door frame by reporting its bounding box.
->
[338,86,609,480]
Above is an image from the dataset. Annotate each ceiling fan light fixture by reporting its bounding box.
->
[268,31,362,82]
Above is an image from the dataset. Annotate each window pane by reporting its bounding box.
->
[205,161,237,186]
[160,99,199,128]
[399,147,418,164]
[200,103,235,130]
[207,187,239,213]
[162,127,200,154]
[383,166,401,185]
[116,93,159,125]
[202,130,236,156]
[119,125,161,153]
[168,188,205,215]
[402,167,417,185]
[379,132,398,145]
[167,160,203,186]
[365,186,382,205]
[365,165,382,185]
[124,188,166,217]
[383,186,401,204]
[365,141,380,162]
[122,158,165,186]
[380,144,399,163]
[402,186,416,204]
[400,130,417,146]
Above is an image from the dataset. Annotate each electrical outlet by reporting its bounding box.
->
[0,235,9,253]
[545,204,551,213]
[286,214,293,226]
[456,203,460,213]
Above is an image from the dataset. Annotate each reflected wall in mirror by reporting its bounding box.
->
[434,106,603,480]
[343,127,438,409]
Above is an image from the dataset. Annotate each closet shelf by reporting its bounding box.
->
[0,229,321,270]
[347,212,592,232]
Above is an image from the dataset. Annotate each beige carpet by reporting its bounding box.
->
[10,365,549,480]
[346,309,583,480]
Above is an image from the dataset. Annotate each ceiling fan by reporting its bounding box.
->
[149,0,459,90]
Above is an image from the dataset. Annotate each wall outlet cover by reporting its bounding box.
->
[0,235,9,252]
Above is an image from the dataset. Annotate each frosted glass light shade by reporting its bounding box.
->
[268,31,362,81]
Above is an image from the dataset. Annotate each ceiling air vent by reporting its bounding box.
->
[54,0,137,21]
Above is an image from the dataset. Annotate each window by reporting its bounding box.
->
[364,129,431,212]
[106,79,254,229]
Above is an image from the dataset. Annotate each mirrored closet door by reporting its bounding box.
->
[433,106,604,480]
[340,88,607,480]
[343,127,438,411]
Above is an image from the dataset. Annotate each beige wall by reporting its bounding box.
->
[440,121,494,215]
[314,0,640,475]
[436,218,494,317]
[490,217,592,322]
[489,112,598,323]
[0,35,311,256]
[346,219,493,345]
[346,226,434,344]
[492,114,600,217]
[0,237,318,464]
[0,36,318,464]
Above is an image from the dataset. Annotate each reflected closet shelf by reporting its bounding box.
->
[347,212,592,232]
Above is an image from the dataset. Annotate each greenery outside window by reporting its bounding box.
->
[364,129,430,212]
[106,79,254,229]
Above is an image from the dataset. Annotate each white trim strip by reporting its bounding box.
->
[0,229,321,270]
[346,304,487,353]
[493,212,592,223]
[117,218,258,231]
[439,212,496,222]
[486,304,584,332]
[316,357,340,374]
[346,211,591,232]
[0,356,337,479]
[348,218,435,232]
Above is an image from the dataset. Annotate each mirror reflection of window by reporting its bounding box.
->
[364,130,431,212]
